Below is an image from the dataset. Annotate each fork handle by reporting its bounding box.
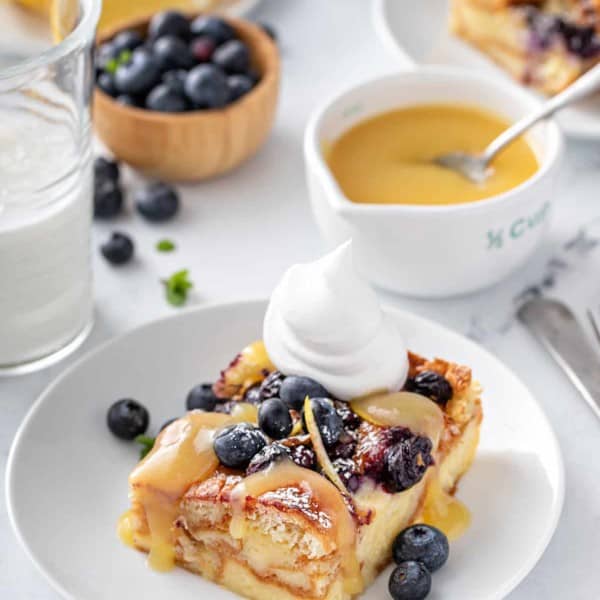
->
[482,63,600,165]
[518,298,600,420]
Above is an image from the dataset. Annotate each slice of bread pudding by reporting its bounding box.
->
[119,343,482,600]
[451,0,600,93]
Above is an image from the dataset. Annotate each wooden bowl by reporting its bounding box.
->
[93,15,280,181]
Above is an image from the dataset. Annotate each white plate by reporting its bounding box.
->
[372,0,600,138]
[6,300,564,600]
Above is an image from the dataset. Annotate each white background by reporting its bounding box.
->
[2,0,600,598]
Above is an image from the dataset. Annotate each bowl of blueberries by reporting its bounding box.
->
[94,10,280,181]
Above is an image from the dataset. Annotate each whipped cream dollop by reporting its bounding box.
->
[263,241,408,401]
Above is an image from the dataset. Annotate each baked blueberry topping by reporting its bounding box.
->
[334,400,362,430]
[384,436,434,493]
[304,397,343,447]
[246,443,291,475]
[389,561,431,600]
[243,385,263,405]
[190,15,235,45]
[279,376,329,411]
[289,443,316,469]
[392,524,449,573]
[100,232,134,265]
[404,371,452,405]
[213,423,267,469]
[259,370,285,400]
[258,398,293,439]
[134,181,179,222]
[107,399,149,440]
[186,383,219,411]
[332,457,360,492]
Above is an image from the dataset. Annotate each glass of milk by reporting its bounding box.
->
[0,0,101,374]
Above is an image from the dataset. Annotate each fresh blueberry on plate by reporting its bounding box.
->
[148,10,190,41]
[94,156,120,182]
[107,399,149,440]
[279,375,329,411]
[153,35,195,71]
[389,561,431,600]
[184,64,229,108]
[405,371,453,405]
[213,423,267,469]
[186,383,219,411]
[134,181,180,222]
[94,179,123,219]
[145,84,188,112]
[114,48,161,96]
[100,232,134,265]
[190,15,235,45]
[227,74,253,102]
[392,524,449,573]
[258,398,293,439]
[212,39,250,74]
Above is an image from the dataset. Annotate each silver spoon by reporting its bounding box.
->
[435,63,600,183]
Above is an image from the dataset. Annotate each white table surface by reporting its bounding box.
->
[2,0,600,598]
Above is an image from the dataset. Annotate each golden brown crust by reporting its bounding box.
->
[407,351,473,394]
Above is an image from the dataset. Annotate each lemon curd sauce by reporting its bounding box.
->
[326,103,539,206]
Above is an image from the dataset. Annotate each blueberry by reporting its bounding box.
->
[259,371,285,400]
[114,48,161,96]
[243,385,262,405]
[94,156,119,182]
[96,42,118,71]
[107,398,149,440]
[190,36,216,63]
[153,35,194,70]
[384,436,434,492]
[134,181,179,222]
[332,458,360,492]
[334,401,362,430]
[392,524,449,573]
[258,398,293,439]
[184,64,229,108]
[213,423,267,469]
[149,10,190,41]
[112,30,144,54]
[97,72,117,96]
[257,21,277,41]
[160,418,177,432]
[405,371,453,405]
[290,444,316,469]
[227,74,253,102]
[246,443,291,475]
[162,69,187,95]
[145,84,188,112]
[305,397,343,447]
[100,232,134,265]
[212,40,250,74]
[116,94,139,107]
[94,179,123,219]
[186,383,218,411]
[280,376,330,411]
[389,561,431,600]
[190,15,235,45]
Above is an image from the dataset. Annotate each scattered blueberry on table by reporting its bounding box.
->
[134,181,180,222]
[94,156,123,218]
[100,232,134,265]
[95,11,272,112]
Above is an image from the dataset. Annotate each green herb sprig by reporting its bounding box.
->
[162,269,193,307]
[134,435,155,459]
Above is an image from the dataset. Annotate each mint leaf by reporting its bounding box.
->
[162,269,193,307]
[156,239,176,253]
[134,434,155,459]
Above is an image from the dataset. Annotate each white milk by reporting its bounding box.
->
[0,113,93,368]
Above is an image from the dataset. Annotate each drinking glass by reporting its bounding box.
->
[0,0,101,374]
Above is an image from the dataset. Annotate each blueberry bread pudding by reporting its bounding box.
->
[451,0,600,93]
[118,244,482,599]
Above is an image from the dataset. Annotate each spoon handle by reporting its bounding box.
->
[483,63,600,165]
